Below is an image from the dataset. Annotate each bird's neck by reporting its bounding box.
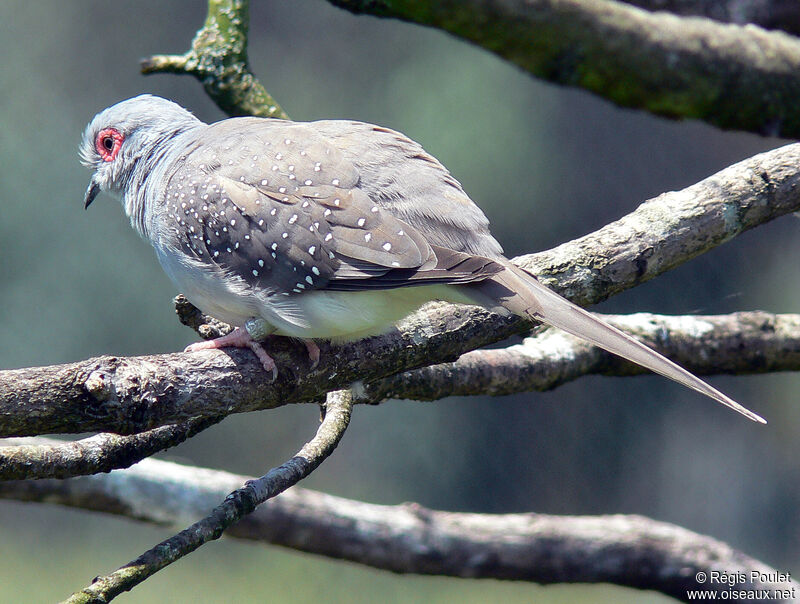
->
[124,122,203,240]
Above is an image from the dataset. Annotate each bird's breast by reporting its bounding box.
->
[154,241,260,327]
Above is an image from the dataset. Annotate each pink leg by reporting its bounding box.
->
[185,327,277,380]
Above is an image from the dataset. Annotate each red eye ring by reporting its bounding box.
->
[95,128,124,162]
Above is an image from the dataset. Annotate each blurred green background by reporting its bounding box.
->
[0,1,797,602]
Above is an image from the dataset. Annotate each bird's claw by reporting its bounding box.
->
[246,339,279,381]
[184,328,320,378]
[184,327,278,379]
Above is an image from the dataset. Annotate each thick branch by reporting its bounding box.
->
[519,143,800,306]
[63,389,353,603]
[2,143,800,437]
[2,449,794,602]
[329,0,800,137]
[0,303,514,437]
[140,0,287,119]
[2,311,789,478]
[4,311,788,479]
[623,0,800,35]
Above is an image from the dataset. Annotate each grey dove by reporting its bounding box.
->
[81,95,764,423]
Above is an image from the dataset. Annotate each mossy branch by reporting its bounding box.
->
[140,0,288,119]
[329,0,800,137]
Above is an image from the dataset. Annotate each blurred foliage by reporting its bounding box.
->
[0,1,797,602]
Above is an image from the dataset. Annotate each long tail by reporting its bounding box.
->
[467,262,765,424]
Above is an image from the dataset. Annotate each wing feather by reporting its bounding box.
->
[161,120,500,297]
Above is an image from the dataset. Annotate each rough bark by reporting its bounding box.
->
[0,416,223,480]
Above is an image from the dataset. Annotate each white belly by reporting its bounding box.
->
[271,285,470,340]
[155,245,259,327]
[155,244,472,340]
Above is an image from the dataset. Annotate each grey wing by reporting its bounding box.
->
[311,120,505,259]
[162,120,501,300]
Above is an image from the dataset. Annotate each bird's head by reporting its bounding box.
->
[80,94,201,209]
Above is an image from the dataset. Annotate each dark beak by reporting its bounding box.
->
[84,179,100,209]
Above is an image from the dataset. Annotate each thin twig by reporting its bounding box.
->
[0,415,224,480]
[63,389,353,604]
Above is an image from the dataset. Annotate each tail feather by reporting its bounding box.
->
[468,263,765,424]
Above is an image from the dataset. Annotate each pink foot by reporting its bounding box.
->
[303,339,321,369]
[185,327,278,380]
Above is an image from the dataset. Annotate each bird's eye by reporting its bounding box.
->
[95,128,124,162]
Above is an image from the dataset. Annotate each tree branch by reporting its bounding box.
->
[359,311,800,402]
[623,0,800,35]
[0,415,224,481]
[328,0,800,137]
[140,0,288,119]
[2,142,800,438]
[62,389,353,604]
[2,448,794,602]
[3,310,793,479]
[519,142,800,306]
